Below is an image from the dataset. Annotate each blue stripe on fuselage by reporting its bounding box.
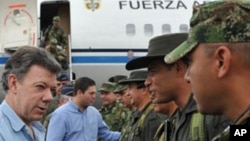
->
[0,56,135,64]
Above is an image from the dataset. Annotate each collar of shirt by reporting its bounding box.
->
[0,100,45,141]
[1,100,25,132]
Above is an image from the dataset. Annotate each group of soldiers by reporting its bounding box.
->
[40,1,250,141]
[98,73,166,141]
[96,38,229,141]
[94,1,250,141]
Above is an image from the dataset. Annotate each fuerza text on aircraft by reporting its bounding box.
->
[119,0,213,10]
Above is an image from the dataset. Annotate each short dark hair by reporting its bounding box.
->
[73,77,96,96]
[2,46,62,91]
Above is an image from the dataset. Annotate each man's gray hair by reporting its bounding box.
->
[1,46,62,91]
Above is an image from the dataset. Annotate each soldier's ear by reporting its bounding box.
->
[214,45,231,78]
[175,60,186,77]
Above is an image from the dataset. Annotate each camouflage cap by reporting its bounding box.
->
[53,16,60,23]
[98,81,116,92]
[108,75,127,84]
[113,84,128,93]
[118,70,147,85]
[126,33,188,70]
[164,0,250,64]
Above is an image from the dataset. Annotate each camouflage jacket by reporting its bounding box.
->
[99,100,129,132]
[119,110,134,141]
[44,25,68,49]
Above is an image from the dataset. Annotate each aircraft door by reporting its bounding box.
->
[0,1,37,52]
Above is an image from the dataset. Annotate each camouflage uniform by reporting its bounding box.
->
[98,81,129,131]
[117,71,167,141]
[164,0,250,64]
[45,38,68,70]
[44,16,68,70]
[119,110,134,141]
[163,1,250,141]
[99,100,129,131]
[110,75,136,141]
[44,16,68,49]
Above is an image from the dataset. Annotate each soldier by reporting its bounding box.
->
[43,16,68,70]
[45,38,68,70]
[119,70,166,141]
[125,33,230,141]
[108,75,128,103]
[108,75,127,84]
[43,16,68,50]
[98,81,128,132]
[164,1,250,141]
[113,78,137,141]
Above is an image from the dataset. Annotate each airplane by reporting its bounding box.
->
[0,0,215,107]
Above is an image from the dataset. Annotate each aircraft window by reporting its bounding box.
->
[179,24,189,32]
[126,24,136,36]
[162,24,171,34]
[144,24,153,37]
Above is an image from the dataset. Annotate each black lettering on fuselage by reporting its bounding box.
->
[165,1,174,9]
[130,1,140,9]
[119,0,189,10]
[142,1,152,9]
[119,1,127,9]
[153,1,164,9]
[176,1,187,9]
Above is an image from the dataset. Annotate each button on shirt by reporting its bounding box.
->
[0,100,46,141]
[46,100,120,141]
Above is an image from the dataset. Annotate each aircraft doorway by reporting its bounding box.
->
[40,1,70,40]
[39,1,71,71]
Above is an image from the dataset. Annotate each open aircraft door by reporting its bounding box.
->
[0,0,37,53]
[39,0,72,79]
